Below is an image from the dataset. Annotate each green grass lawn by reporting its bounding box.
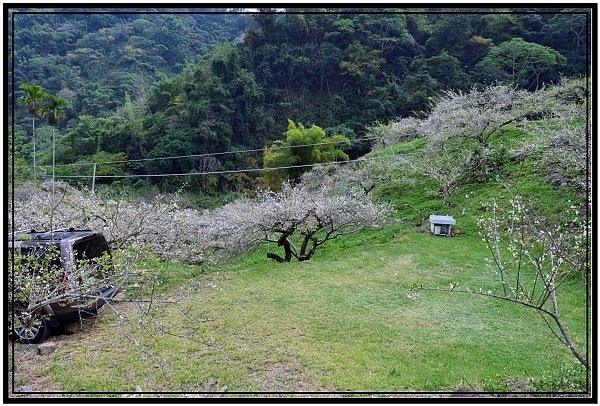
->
[44,131,589,395]
[46,223,588,394]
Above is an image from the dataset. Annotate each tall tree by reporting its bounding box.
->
[40,93,71,127]
[39,93,71,230]
[475,38,566,90]
[17,83,47,180]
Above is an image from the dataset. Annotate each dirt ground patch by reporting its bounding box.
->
[251,358,326,393]
[7,338,67,398]
[6,316,107,398]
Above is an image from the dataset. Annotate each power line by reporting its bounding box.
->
[34,144,473,181]
[47,153,404,180]
[36,136,379,169]
[40,144,462,181]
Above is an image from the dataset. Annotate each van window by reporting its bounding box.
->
[17,244,62,273]
[73,237,110,263]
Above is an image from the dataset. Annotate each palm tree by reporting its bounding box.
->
[39,94,71,182]
[40,94,70,126]
[39,94,71,233]
[17,83,47,181]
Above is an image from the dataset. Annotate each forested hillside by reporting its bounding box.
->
[9,7,590,199]
[10,9,247,117]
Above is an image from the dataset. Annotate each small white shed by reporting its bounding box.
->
[429,215,456,236]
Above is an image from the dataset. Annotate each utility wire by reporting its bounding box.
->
[40,144,466,181]
[37,136,380,169]
[47,153,404,180]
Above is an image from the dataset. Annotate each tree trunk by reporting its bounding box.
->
[266,230,295,262]
[549,276,589,370]
[281,239,293,262]
[267,252,285,262]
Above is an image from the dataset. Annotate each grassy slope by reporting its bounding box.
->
[47,127,589,394]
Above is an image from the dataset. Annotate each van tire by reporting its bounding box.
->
[12,312,51,344]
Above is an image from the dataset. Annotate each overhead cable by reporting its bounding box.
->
[49,154,402,180]
[37,135,380,168]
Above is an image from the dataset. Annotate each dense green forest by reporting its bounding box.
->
[9,7,590,200]
[10,10,247,113]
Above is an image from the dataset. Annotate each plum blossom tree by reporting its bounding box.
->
[422,84,542,148]
[415,194,589,370]
[9,181,208,264]
[510,78,590,194]
[404,146,474,205]
[476,196,589,369]
[414,195,589,371]
[371,116,424,149]
[511,121,588,192]
[206,182,392,262]
[378,83,584,205]
[299,156,398,196]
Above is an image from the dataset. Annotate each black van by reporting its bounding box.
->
[8,228,120,343]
